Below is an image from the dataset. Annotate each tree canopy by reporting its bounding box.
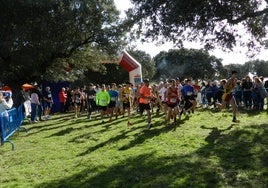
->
[126,0,268,51]
[0,0,126,86]
[153,48,224,80]
[128,50,156,79]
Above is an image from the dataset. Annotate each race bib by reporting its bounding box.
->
[170,98,177,103]
[99,99,107,106]
[111,97,116,101]
[187,91,193,96]
[88,95,94,99]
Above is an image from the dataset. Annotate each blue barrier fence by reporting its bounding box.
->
[0,105,26,150]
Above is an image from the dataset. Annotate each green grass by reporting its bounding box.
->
[1,107,268,188]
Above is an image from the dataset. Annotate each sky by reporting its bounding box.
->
[114,0,268,65]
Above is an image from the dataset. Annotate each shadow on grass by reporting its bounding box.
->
[18,109,268,187]
[198,106,268,117]
[34,123,268,187]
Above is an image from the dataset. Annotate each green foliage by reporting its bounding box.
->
[0,0,126,85]
[153,48,224,80]
[224,60,268,78]
[245,60,268,77]
[128,49,156,79]
[126,0,268,51]
[85,63,129,85]
[1,107,268,187]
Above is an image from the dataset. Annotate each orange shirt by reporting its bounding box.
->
[139,85,152,104]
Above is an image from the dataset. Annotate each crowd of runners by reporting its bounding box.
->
[53,71,268,129]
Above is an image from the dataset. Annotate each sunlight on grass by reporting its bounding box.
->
[1,107,268,187]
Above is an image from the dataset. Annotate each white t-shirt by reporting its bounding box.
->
[159,87,167,102]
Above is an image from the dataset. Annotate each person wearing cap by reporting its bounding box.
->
[139,79,154,129]
[216,70,239,123]
[122,82,133,126]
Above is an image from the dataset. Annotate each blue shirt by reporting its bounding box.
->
[108,90,119,102]
[182,85,194,97]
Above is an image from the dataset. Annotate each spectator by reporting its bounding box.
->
[43,86,53,120]
[234,80,243,107]
[65,87,72,112]
[30,88,40,123]
[59,87,67,113]
[0,92,13,114]
[36,86,44,121]
[242,76,253,109]
[253,77,268,110]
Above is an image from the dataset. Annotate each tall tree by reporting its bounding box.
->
[223,64,247,78]
[244,60,268,76]
[128,50,156,79]
[154,49,224,80]
[0,0,126,86]
[126,0,268,51]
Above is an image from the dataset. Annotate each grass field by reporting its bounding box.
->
[1,106,268,188]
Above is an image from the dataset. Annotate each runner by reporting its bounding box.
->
[96,84,110,124]
[72,88,82,118]
[122,82,133,126]
[139,79,154,129]
[165,79,180,126]
[158,81,168,118]
[216,70,239,123]
[180,79,196,116]
[108,83,119,122]
[86,83,96,119]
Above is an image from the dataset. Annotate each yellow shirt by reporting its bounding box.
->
[122,87,132,103]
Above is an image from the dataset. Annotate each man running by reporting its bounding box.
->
[139,79,154,129]
[122,82,133,126]
[108,83,119,122]
[96,84,110,124]
[165,79,180,126]
[216,70,239,123]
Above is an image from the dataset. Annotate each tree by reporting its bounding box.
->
[223,60,268,78]
[153,48,224,80]
[223,64,247,78]
[0,0,126,86]
[128,50,156,79]
[244,60,268,77]
[126,0,268,51]
[85,63,129,85]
